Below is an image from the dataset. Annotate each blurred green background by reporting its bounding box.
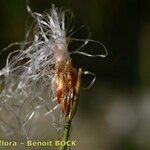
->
[0,0,150,150]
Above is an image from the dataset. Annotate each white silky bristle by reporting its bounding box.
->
[0,2,107,139]
[0,4,70,139]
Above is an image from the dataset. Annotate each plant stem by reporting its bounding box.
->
[59,68,82,150]
[59,118,72,150]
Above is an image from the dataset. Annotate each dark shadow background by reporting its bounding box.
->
[0,0,150,150]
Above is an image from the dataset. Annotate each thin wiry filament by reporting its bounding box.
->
[0,2,107,140]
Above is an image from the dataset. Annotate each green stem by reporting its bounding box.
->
[59,118,72,150]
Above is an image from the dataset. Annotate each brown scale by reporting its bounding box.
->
[55,60,78,116]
